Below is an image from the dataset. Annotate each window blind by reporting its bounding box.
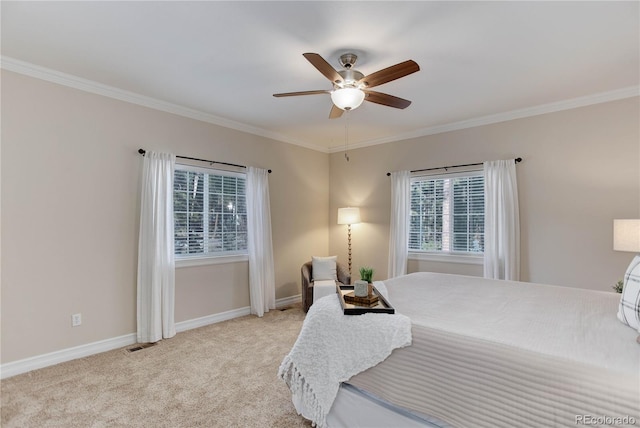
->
[409,172,484,254]
[174,165,247,257]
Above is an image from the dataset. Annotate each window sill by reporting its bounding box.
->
[176,254,249,268]
[408,252,483,265]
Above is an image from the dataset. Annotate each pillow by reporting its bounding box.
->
[312,256,338,281]
[617,254,640,331]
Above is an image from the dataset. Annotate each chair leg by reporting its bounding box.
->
[304,286,313,312]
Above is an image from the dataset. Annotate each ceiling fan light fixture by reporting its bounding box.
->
[273,52,419,118]
[331,87,365,111]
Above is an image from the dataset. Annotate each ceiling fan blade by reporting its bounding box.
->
[358,60,420,88]
[364,90,412,109]
[303,53,344,84]
[329,104,344,119]
[273,90,330,97]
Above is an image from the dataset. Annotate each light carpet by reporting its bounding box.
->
[1,305,311,428]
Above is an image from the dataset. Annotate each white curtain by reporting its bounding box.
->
[247,167,276,317]
[137,151,176,343]
[483,160,520,281]
[388,171,411,278]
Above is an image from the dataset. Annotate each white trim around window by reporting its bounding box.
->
[408,251,483,265]
[176,253,249,268]
[409,169,485,257]
[174,163,248,260]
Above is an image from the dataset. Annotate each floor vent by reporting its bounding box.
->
[127,342,157,353]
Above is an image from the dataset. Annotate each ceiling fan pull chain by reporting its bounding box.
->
[344,113,350,162]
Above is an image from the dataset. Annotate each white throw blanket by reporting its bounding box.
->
[278,281,412,428]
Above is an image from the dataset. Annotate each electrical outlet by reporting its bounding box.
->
[71,313,82,327]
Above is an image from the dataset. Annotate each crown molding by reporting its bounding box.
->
[0,56,330,153]
[328,85,640,153]
[3,56,636,155]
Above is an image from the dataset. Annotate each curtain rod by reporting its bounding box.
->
[138,149,271,173]
[386,157,522,176]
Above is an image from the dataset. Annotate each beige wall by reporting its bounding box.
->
[1,71,329,363]
[2,68,638,366]
[329,97,640,290]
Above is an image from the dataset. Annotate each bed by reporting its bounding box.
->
[279,272,640,428]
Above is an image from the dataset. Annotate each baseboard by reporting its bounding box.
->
[0,333,137,380]
[0,294,301,379]
[275,293,302,308]
[174,306,251,333]
[175,294,301,332]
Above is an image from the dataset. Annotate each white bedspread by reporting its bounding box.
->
[278,282,411,428]
[346,272,640,427]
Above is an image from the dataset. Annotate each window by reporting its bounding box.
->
[409,172,484,255]
[173,165,247,259]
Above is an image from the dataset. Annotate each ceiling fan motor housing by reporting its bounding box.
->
[337,69,365,89]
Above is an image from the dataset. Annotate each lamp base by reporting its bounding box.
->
[347,224,352,277]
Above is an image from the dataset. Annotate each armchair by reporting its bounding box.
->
[301,260,351,312]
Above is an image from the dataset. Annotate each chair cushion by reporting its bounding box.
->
[312,256,338,281]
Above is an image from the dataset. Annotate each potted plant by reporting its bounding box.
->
[613,279,623,293]
[355,267,374,296]
[359,266,374,283]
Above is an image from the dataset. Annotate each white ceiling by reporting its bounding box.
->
[2,1,638,152]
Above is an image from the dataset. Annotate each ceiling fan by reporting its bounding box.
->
[273,52,420,119]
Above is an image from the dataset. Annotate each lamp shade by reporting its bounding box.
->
[331,88,365,111]
[614,219,640,252]
[338,207,361,225]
